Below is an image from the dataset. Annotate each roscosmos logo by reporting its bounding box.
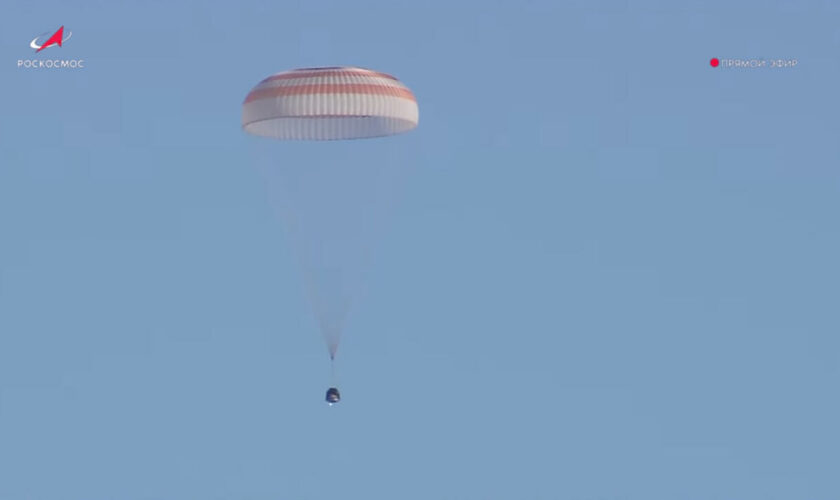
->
[17,25,85,69]
[30,25,73,52]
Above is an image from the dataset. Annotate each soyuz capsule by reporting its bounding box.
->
[325,387,340,405]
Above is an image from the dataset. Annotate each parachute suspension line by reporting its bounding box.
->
[330,356,337,386]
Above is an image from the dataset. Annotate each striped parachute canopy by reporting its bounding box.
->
[242,66,419,140]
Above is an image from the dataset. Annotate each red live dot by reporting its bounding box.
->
[710,57,720,67]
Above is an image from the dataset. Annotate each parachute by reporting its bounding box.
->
[242,66,418,140]
[242,66,418,373]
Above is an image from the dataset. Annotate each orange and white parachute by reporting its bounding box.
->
[241,66,418,365]
[242,66,418,141]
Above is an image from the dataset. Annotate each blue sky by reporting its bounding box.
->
[1,0,839,498]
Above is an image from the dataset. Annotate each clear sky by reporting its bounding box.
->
[1,0,839,498]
